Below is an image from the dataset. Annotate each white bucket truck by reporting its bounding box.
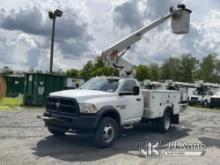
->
[39,4,191,147]
[188,81,219,106]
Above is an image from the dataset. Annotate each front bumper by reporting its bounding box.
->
[40,112,98,133]
[188,100,200,105]
[210,98,220,108]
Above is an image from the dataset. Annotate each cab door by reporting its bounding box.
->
[118,80,143,124]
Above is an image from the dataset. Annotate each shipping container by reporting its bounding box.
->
[23,73,84,106]
[3,75,25,97]
[23,73,66,106]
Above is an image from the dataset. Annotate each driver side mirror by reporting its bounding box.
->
[133,86,140,95]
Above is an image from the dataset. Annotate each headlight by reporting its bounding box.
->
[79,103,98,113]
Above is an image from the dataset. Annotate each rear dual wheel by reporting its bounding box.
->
[152,111,171,133]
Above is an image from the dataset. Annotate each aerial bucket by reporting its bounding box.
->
[171,6,192,34]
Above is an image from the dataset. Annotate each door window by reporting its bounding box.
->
[120,80,137,92]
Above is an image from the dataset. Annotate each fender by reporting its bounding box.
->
[94,105,121,129]
[163,105,173,116]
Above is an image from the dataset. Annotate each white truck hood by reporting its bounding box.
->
[50,89,112,101]
[211,91,220,98]
[211,94,220,98]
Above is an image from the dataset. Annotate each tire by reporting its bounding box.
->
[48,128,65,136]
[202,100,208,107]
[189,102,194,106]
[158,111,171,133]
[94,117,118,148]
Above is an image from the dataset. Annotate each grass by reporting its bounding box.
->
[0,97,44,111]
[0,97,23,110]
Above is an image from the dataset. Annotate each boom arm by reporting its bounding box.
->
[102,13,172,58]
[100,4,191,77]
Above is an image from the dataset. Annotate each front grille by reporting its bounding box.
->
[46,97,58,112]
[211,97,220,106]
[46,96,79,115]
[191,97,198,101]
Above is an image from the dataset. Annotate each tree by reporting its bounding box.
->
[73,53,220,83]
[135,65,150,81]
[199,54,217,83]
[91,57,118,77]
[102,66,119,76]
[80,60,94,80]
[161,57,181,81]
[179,54,198,82]
[94,57,105,69]
[149,64,160,81]
[66,68,79,77]
[79,58,119,79]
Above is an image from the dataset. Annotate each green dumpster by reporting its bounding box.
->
[23,73,66,106]
[3,75,25,97]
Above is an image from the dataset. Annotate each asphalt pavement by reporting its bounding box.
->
[0,107,219,165]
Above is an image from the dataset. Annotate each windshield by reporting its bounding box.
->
[80,77,119,93]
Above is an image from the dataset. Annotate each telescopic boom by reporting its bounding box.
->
[100,4,191,77]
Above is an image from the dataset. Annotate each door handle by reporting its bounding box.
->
[136,98,141,101]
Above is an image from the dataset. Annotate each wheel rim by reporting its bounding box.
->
[102,123,115,143]
[164,114,171,130]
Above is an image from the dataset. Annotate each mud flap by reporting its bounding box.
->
[171,114,179,124]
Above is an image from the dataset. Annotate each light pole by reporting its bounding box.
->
[48,9,63,73]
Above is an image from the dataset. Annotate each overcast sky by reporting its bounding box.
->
[0,0,220,71]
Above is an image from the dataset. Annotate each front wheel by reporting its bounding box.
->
[158,111,171,133]
[202,100,209,107]
[94,117,118,148]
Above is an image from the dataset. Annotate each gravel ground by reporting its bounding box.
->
[0,107,219,165]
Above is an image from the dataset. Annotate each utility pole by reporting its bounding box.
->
[48,9,63,73]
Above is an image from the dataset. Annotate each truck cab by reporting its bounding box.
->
[188,87,214,106]
[48,76,143,123]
